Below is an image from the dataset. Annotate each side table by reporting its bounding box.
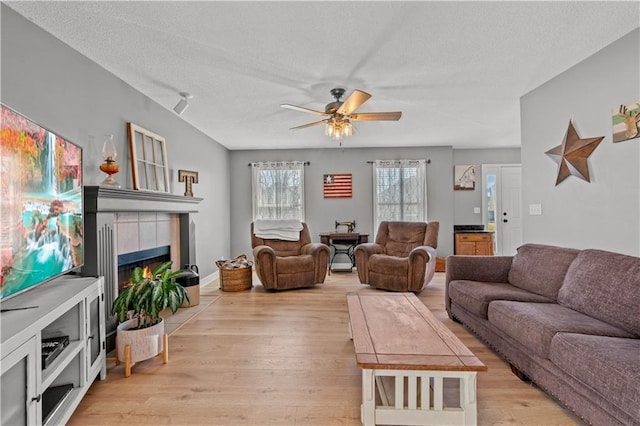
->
[319,232,369,273]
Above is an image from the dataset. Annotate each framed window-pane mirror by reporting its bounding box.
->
[127,123,170,192]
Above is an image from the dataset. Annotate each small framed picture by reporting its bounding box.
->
[612,102,640,143]
[454,165,476,190]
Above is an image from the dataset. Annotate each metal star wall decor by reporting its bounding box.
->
[545,120,604,186]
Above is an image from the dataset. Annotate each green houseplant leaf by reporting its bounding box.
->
[112,261,190,330]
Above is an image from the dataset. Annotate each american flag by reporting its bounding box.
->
[323,174,352,198]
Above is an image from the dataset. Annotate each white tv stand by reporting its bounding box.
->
[1,275,106,425]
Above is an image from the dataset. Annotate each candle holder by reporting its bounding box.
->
[99,134,120,188]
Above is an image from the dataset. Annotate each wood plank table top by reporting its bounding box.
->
[347,292,487,372]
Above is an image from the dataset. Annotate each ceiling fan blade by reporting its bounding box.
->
[336,90,372,115]
[290,119,328,130]
[349,112,402,121]
[280,104,329,116]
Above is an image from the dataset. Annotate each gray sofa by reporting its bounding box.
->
[445,244,639,425]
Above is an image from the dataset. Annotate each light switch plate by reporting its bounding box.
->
[529,204,542,215]
[473,207,481,214]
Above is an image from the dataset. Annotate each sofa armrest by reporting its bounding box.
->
[446,255,513,284]
[253,245,277,289]
[354,243,385,284]
[445,255,513,317]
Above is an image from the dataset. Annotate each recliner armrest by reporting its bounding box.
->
[407,245,436,292]
[253,244,276,261]
[355,243,385,257]
[354,243,386,284]
[301,243,330,283]
[300,242,330,257]
[408,245,433,264]
[253,245,277,289]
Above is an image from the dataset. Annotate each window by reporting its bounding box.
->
[372,160,428,232]
[251,161,305,221]
[127,123,170,192]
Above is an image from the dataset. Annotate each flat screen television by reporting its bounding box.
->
[0,104,83,301]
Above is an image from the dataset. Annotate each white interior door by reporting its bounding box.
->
[499,166,522,255]
[482,164,522,255]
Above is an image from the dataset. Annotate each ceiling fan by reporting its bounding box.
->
[280,88,402,141]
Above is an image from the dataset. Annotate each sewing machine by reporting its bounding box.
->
[317,221,364,273]
[335,220,356,233]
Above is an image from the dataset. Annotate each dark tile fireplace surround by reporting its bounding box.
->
[82,186,202,349]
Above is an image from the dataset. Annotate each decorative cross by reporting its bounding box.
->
[178,170,199,197]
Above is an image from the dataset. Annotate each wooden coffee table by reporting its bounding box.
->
[347,292,487,426]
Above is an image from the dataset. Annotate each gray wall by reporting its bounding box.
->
[521,29,639,256]
[231,146,469,259]
[1,5,231,279]
[230,147,524,260]
[452,148,521,225]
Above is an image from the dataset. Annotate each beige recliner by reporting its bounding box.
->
[251,222,330,290]
[355,221,439,292]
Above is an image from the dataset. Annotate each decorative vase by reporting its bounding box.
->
[99,134,120,188]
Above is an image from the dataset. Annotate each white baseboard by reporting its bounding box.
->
[199,270,219,288]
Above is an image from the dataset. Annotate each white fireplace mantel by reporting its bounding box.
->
[84,186,202,214]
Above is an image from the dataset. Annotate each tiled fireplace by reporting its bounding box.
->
[82,186,201,350]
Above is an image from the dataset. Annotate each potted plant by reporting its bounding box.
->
[112,261,189,377]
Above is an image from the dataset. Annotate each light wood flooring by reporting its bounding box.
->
[69,272,582,425]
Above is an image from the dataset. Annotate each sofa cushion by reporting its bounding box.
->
[369,254,408,276]
[448,280,553,319]
[276,254,314,274]
[558,249,640,336]
[550,333,640,420]
[507,244,580,299]
[487,301,635,358]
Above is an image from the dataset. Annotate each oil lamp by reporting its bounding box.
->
[99,134,120,188]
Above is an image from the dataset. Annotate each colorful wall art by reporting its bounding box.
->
[612,101,640,143]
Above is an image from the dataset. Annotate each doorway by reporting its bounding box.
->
[482,164,522,255]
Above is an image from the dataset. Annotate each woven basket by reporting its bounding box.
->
[216,255,253,292]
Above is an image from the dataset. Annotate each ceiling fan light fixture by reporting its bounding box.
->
[325,122,335,138]
[325,117,352,141]
[344,121,353,137]
[282,87,400,143]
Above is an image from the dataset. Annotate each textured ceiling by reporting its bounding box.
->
[6,1,639,150]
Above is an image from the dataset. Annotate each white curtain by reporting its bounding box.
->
[372,159,428,233]
[251,161,305,221]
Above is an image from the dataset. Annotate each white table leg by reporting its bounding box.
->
[362,369,375,425]
[461,372,478,425]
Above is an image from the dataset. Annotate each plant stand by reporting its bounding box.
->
[115,318,169,377]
